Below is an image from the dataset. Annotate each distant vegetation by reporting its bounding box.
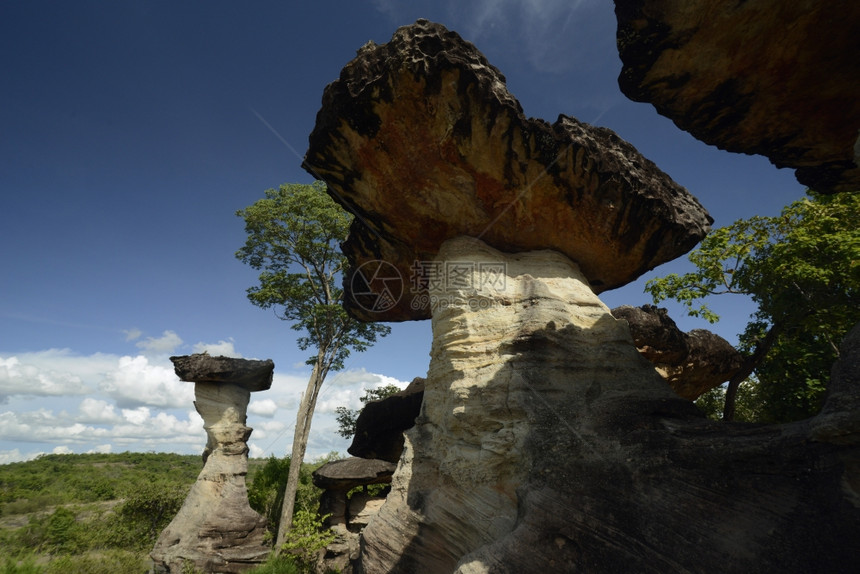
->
[0,452,337,574]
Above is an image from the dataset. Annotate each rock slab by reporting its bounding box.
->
[614,0,860,193]
[612,304,744,400]
[349,377,425,463]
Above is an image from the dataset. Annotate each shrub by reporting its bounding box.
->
[247,553,303,574]
[279,510,336,570]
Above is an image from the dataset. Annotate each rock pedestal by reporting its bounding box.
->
[357,237,860,573]
[359,237,685,573]
[150,355,274,574]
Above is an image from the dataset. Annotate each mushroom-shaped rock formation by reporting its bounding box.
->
[304,19,712,322]
[313,458,395,531]
[303,19,860,574]
[348,377,425,463]
[612,304,744,400]
[614,0,860,193]
[151,355,272,574]
[312,458,396,574]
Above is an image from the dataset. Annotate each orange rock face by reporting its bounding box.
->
[304,20,712,321]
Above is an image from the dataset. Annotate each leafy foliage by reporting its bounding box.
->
[247,453,340,541]
[118,479,188,545]
[0,452,200,517]
[235,181,390,370]
[694,379,765,423]
[236,181,390,542]
[279,509,336,569]
[647,191,860,422]
[334,384,403,439]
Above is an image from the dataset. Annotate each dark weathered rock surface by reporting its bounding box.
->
[312,457,396,492]
[811,323,860,444]
[349,377,425,463]
[170,354,274,392]
[613,304,744,399]
[313,456,394,551]
[304,19,711,321]
[614,0,860,193]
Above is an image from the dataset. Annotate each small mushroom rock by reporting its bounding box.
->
[150,355,273,574]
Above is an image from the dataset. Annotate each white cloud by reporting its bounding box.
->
[192,339,241,358]
[136,330,183,355]
[123,328,142,342]
[78,398,121,423]
[316,369,409,414]
[122,406,151,425]
[99,355,192,409]
[0,405,205,453]
[0,344,408,466]
[248,398,278,417]
[0,353,90,403]
[0,448,32,464]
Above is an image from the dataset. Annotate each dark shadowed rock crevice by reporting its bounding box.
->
[349,377,425,463]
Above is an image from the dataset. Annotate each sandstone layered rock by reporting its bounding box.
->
[614,0,860,193]
[151,355,272,574]
[304,19,712,321]
[359,237,860,574]
[612,304,744,400]
[349,377,425,463]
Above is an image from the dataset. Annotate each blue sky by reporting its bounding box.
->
[0,0,805,464]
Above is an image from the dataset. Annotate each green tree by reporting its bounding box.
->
[118,480,187,545]
[236,181,390,549]
[334,384,402,439]
[647,191,859,422]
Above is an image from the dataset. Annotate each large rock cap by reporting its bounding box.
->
[170,354,274,392]
[304,19,712,321]
[615,0,860,193]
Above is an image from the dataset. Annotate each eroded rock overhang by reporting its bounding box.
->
[303,19,713,322]
[614,0,860,193]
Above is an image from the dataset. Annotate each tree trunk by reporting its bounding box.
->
[723,324,780,421]
[275,358,327,549]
